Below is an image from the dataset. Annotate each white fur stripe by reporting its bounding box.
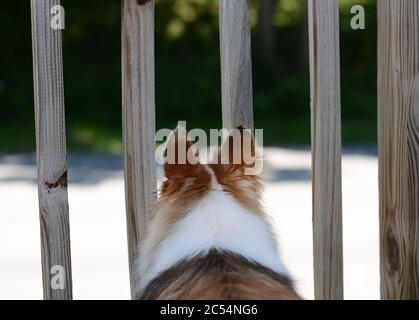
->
[139,174,288,291]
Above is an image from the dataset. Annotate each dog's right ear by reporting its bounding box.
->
[208,127,263,212]
[163,126,202,180]
[214,126,257,172]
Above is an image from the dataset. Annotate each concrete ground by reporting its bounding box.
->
[0,147,379,299]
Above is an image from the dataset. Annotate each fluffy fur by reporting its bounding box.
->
[136,127,300,300]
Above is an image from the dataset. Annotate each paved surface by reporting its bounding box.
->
[0,147,379,299]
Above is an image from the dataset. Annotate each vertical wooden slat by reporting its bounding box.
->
[122,0,156,299]
[219,0,254,129]
[30,0,72,300]
[378,0,419,300]
[308,0,343,300]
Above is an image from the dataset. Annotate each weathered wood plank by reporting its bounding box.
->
[30,0,72,300]
[378,0,419,300]
[122,0,157,299]
[308,0,343,300]
[219,0,254,129]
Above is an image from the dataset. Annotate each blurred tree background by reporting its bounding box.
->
[0,0,377,152]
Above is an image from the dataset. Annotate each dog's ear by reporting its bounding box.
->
[215,126,257,172]
[163,126,202,179]
[209,127,263,212]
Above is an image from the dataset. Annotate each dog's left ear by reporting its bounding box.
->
[163,126,202,179]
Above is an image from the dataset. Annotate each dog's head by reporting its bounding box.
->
[157,126,263,221]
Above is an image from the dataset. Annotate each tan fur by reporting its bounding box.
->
[140,250,300,300]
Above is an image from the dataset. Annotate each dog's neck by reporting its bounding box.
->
[138,172,288,292]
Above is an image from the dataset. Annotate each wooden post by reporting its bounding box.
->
[30,0,72,300]
[122,0,157,299]
[378,0,419,299]
[308,0,343,300]
[219,0,254,129]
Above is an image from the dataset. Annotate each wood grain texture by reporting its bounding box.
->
[30,0,72,300]
[308,0,343,300]
[122,0,157,299]
[219,0,254,130]
[378,0,419,299]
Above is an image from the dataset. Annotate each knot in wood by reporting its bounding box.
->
[386,228,400,279]
[45,171,68,190]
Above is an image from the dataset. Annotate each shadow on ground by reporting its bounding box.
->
[0,153,123,185]
[0,146,377,185]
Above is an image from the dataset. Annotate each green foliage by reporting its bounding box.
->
[0,0,377,152]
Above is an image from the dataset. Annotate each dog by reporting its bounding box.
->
[136,126,300,299]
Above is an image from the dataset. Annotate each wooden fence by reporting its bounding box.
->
[29,0,419,300]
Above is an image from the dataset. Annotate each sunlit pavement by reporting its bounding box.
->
[0,147,379,300]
